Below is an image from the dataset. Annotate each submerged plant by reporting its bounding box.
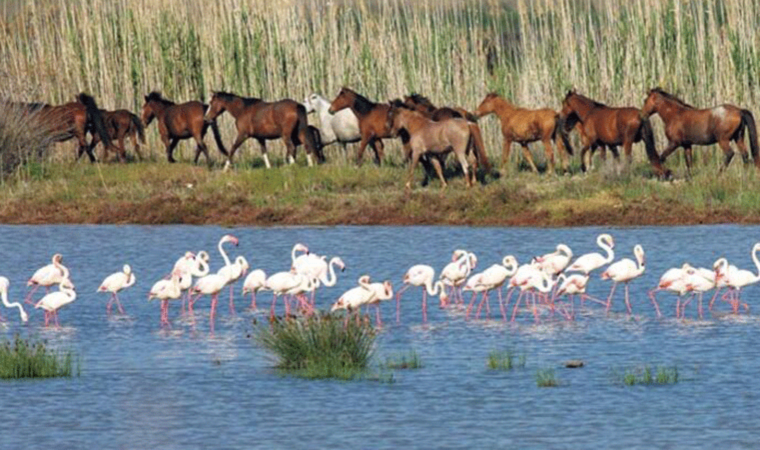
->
[487,349,526,371]
[384,350,423,370]
[619,365,679,386]
[0,335,78,379]
[536,368,559,388]
[254,313,376,380]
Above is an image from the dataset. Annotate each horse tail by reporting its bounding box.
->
[78,93,111,150]
[468,122,491,173]
[554,115,573,156]
[296,104,320,163]
[130,113,146,144]
[465,111,479,123]
[740,109,760,168]
[640,117,669,178]
[209,120,228,156]
[308,125,326,164]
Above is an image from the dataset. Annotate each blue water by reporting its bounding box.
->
[2,224,760,449]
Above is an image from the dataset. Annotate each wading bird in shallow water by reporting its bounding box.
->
[189,235,239,331]
[396,265,447,323]
[566,234,615,274]
[264,271,315,319]
[26,253,69,304]
[0,277,28,323]
[242,269,267,310]
[35,278,76,328]
[149,270,183,327]
[217,255,249,316]
[97,264,136,315]
[648,263,694,318]
[552,273,601,319]
[534,244,573,276]
[440,250,477,306]
[600,244,646,315]
[714,244,760,314]
[464,256,518,321]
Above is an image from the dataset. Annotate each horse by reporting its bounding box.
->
[560,90,669,178]
[328,87,393,165]
[6,93,114,162]
[387,104,476,189]
[474,93,572,174]
[204,91,322,167]
[141,92,228,164]
[403,93,492,174]
[88,109,145,161]
[642,88,760,172]
[303,93,360,158]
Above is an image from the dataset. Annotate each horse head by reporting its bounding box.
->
[328,87,354,114]
[204,91,227,122]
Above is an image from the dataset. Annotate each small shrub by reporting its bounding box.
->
[0,335,78,379]
[487,350,526,371]
[536,368,559,387]
[384,350,423,370]
[254,313,376,380]
[0,102,53,178]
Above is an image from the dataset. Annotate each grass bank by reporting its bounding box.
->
[0,156,759,226]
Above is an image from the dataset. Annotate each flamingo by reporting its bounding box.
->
[566,234,615,274]
[331,275,376,324]
[464,256,518,321]
[648,263,694,318]
[681,269,717,319]
[290,243,310,266]
[217,255,250,316]
[440,250,477,306]
[600,244,645,315]
[97,264,136,316]
[148,270,183,326]
[26,253,69,304]
[189,234,239,326]
[293,254,346,305]
[396,265,448,323]
[535,244,573,275]
[0,277,28,323]
[264,271,314,318]
[242,269,267,310]
[175,251,210,314]
[552,273,599,319]
[510,269,553,323]
[363,279,394,326]
[715,243,760,313]
[35,278,76,328]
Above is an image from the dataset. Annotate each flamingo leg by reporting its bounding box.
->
[511,291,525,322]
[210,293,218,334]
[229,285,236,317]
[498,288,506,322]
[422,289,428,323]
[106,295,113,316]
[624,284,632,315]
[54,310,60,328]
[465,292,478,320]
[250,291,258,311]
[376,304,382,327]
[605,282,618,314]
[484,291,491,319]
[475,292,486,319]
[395,284,410,324]
[647,291,662,318]
[24,285,40,304]
[531,291,540,323]
[708,287,722,311]
[502,288,515,317]
[270,293,277,319]
[115,293,125,315]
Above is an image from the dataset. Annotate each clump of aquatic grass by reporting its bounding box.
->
[384,350,423,370]
[254,313,375,380]
[487,349,526,371]
[0,335,78,379]
[536,368,559,387]
[620,365,679,386]
[0,102,52,178]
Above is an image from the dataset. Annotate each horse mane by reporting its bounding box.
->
[214,91,262,106]
[341,87,376,116]
[649,87,694,109]
[405,93,438,113]
[565,91,606,108]
[145,91,174,105]
[389,98,415,110]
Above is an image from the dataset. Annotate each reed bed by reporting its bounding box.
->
[535,368,559,387]
[2,0,760,170]
[487,349,526,371]
[618,365,680,386]
[0,335,79,379]
[253,313,376,380]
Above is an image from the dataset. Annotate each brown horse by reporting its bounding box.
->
[387,105,475,189]
[642,88,760,172]
[204,91,321,167]
[560,91,669,177]
[328,87,393,165]
[475,93,572,174]
[88,109,145,161]
[141,92,227,163]
[403,93,491,173]
[8,93,114,162]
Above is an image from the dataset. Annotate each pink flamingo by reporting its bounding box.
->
[0,277,28,323]
[600,244,646,315]
[35,278,76,328]
[97,264,136,315]
[440,250,477,306]
[714,244,760,313]
[148,270,183,326]
[189,235,238,324]
[681,269,717,319]
[26,253,69,304]
[396,265,447,323]
[552,273,598,319]
[464,256,518,321]
[648,263,694,318]
[264,271,314,319]
[566,234,615,274]
[363,279,394,326]
[534,244,573,276]
[217,255,249,316]
[293,254,346,306]
[242,269,267,310]
[509,268,553,323]
[331,275,375,325]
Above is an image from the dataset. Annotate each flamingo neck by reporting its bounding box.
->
[752,245,760,280]
[219,240,232,268]
[61,283,76,301]
[55,259,69,280]
[321,258,340,287]
[1,290,26,319]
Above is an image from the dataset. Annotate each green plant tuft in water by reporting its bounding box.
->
[0,335,78,379]
[536,368,559,387]
[487,349,526,371]
[619,365,679,386]
[254,313,376,381]
[384,350,423,370]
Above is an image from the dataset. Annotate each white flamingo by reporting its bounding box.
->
[149,270,183,326]
[553,273,596,319]
[175,251,210,313]
[264,271,314,318]
[535,244,573,275]
[189,235,238,323]
[681,269,717,319]
[509,265,553,322]
[35,278,76,328]
[26,253,69,304]
[217,255,250,316]
[464,256,518,321]
[290,243,310,267]
[715,243,760,313]
[396,264,447,323]
[293,254,346,305]
[331,275,375,313]
[600,244,646,315]
[242,269,267,310]
[0,277,28,323]
[648,263,694,318]
[566,234,615,274]
[97,264,136,315]
[440,250,477,305]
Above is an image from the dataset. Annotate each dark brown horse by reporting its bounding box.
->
[642,88,760,172]
[141,92,227,163]
[204,91,322,167]
[475,93,572,174]
[7,93,114,162]
[88,109,145,161]
[560,91,669,177]
[403,93,491,173]
[328,87,393,165]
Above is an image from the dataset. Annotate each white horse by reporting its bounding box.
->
[303,93,360,156]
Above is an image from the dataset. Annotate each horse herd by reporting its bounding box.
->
[7,87,760,186]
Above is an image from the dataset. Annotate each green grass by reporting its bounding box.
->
[0,335,79,379]
[619,365,680,386]
[536,368,559,388]
[384,350,424,370]
[254,313,376,381]
[487,349,526,371]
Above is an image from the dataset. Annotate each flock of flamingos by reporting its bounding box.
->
[1,233,759,331]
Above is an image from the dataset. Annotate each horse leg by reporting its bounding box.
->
[719,139,735,172]
[356,134,371,165]
[165,138,179,163]
[684,145,694,176]
[405,151,422,190]
[501,137,512,169]
[78,133,97,163]
[132,133,144,161]
[429,156,447,189]
[542,138,555,174]
[282,135,297,165]
[658,141,680,164]
[580,140,592,172]
[117,135,128,162]
[370,139,384,165]
[193,137,210,165]
[456,149,472,188]
[520,144,539,173]
[736,136,750,166]
[226,133,248,166]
